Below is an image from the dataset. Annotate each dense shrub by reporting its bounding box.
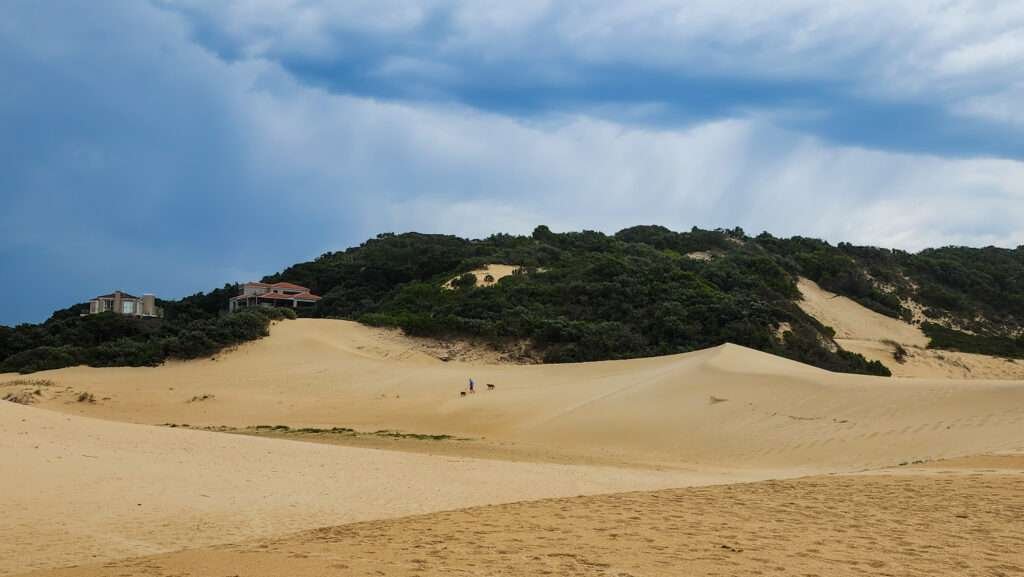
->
[922,323,1024,359]
[452,273,478,290]
[269,226,894,374]
[0,306,296,374]
[1,346,83,374]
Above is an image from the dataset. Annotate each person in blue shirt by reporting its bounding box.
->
[468,377,475,393]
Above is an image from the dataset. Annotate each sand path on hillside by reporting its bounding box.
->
[21,456,1024,577]
[0,401,724,576]
[797,277,1024,379]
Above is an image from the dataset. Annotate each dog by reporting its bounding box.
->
[486,383,495,390]
[460,391,467,397]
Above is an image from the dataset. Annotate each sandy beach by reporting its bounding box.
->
[17,456,1024,576]
[3,319,1023,575]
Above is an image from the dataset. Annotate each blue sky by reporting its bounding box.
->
[2,1,1024,325]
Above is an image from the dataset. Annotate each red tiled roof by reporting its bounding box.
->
[270,282,309,291]
[290,292,322,301]
[232,281,318,302]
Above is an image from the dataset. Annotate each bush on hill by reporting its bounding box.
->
[7,225,1021,376]
[921,323,1024,359]
[0,307,295,374]
[270,227,892,375]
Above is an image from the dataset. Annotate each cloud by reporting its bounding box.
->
[157,0,1024,157]
[1,0,1022,325]
[231,70,1024,251]
[0,1,346,323]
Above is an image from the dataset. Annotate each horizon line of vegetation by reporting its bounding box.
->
[2,225,1022,375]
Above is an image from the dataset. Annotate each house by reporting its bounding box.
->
[88,291,163,317]
[228,282,322,312]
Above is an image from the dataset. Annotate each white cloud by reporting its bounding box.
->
[156,0,435,59]
[955,82,1024,126]
[6,0,1022,257]
[228,59,1024,250]
[158,0,1024,126]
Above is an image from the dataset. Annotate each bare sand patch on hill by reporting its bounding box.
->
[442,263,521,289]
[797,277,1024,379]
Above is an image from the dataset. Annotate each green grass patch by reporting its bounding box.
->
[371,429,455,441]
[240,424,458,441]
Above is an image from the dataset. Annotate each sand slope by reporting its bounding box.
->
[22,457,1024,577]
[797,277,1024,379]
[6,319,1024,472]
[0,401,711,576]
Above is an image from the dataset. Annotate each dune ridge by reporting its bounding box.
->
[8,319,1024,470]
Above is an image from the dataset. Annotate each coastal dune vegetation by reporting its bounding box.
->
[3,225,1022,375]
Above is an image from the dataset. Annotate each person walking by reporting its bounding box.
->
[468,377,475,394]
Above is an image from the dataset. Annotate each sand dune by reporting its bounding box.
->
[21,456,1024,577]
[4,318,1024,575]
[0,400,716,576]
[797,277,1024,379]
[7,319,1024,471]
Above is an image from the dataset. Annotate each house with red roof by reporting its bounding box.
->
[228,282,322,313]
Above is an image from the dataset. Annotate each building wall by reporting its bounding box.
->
[87,292,162,317]
[243,284,270,297]
[142,294,156,317]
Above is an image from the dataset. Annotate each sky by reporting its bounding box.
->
[2,1,1024,325]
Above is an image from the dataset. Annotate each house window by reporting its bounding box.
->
[122,301,135,314]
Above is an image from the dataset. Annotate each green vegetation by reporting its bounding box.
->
[268,226,890,375]
[757,236,1024,333]
[371,430,456,441]
[167,424,457,441]
[882,339,909,364]
[0,378,55,388]
[0,304,296,374]
[922,323,1024,359]
[5,225,1022,376]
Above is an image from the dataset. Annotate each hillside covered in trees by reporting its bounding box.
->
[3,226,1023,375]
[0,291,295,374]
